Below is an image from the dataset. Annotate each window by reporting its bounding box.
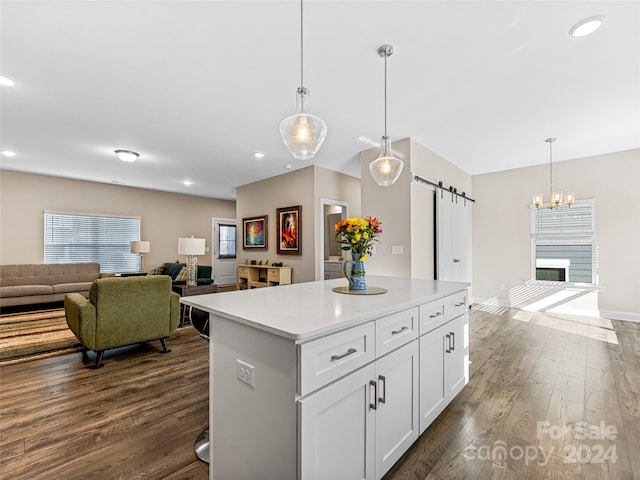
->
[44,211,141,273]
[531,200,595,284]
[218,224,237,259]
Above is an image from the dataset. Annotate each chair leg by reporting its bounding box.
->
[93,350,104,369]
[159,338,171,353]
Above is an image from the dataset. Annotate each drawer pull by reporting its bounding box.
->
[391,326,409,335]
[429,312,442,319]
[451,332,455,351]
[445,334,451,353]
[454,302,465,307]
[331,347,357,361]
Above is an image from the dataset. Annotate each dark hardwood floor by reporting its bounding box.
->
[1,308,638,479]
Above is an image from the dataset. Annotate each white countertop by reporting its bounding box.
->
[181,276,470,341]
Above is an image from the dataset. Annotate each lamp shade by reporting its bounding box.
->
[130,240,150,254]
[178,237,206,256]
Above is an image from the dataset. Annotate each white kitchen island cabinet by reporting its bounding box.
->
[181,276,470,480]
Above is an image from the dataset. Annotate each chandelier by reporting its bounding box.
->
[533,138,575,209]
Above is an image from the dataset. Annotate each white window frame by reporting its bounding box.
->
[530,199,596,285]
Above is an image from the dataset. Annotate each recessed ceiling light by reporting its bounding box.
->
[183,180,193,186]
[1,150,16,157]
[114,149,139,162]
[569,16,604,38]
[0,76,15,86]
[253,152,265,159]
[284,164,293,170]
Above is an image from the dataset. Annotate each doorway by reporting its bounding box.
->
[212,217,237,286]
[317,199,348,281]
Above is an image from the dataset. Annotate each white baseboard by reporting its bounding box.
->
[472,297,640,323]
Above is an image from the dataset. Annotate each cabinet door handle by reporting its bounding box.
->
[429,312,442,319]
[391,326,409,335]
[445,334,451,353]
[378,375,386,404]
[453,259,461,263]
[369,380,378,410]
[450,332,455,351]
[454,302,465,307]
[331,347,357,361]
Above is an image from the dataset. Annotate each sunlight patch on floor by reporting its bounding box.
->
[535,315,618,345]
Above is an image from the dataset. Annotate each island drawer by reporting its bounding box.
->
[444,292,467,321]
[376,307,418,356]
[419,300,446,335]
[298,322,375,396]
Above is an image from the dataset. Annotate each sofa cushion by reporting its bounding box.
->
[0,285,54,298]
[52,282,93,294]
[162,263,185,280]
[147,264,165,275]
[175,267,188,282]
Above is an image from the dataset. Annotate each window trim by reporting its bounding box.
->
[529,199,597,285]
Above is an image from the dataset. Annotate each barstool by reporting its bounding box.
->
[191,308,210,464]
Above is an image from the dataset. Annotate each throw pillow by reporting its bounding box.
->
[175,266,189,281]
[163,262,185,279]
[147,264,165,275]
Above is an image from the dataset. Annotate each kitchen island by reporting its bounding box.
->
[182,275,470,480]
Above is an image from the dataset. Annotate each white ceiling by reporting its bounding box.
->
[1,1,639,200]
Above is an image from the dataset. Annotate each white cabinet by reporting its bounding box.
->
[299,340,419,480]
[419,312,469,433]
[299,364,376,480]
[374,340,419,478]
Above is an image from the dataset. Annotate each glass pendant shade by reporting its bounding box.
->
[369,136,404,187]
[533,193,544,208]
[565,192,575,206]
[280,87,327,160]
[551,191,563,208]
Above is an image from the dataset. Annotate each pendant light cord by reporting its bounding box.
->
[384,52,388,137]
[300,0,304,89]
[549,139,553,194]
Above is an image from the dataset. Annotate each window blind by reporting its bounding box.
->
[44,211,141,273]
[533,202,594,236]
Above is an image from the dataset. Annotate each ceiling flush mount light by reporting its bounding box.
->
[569,15,604,38]
[183,180,193,186]
[0,76,15,86]
[253,152,265,159]
[114,149,139,163]
[533,138,575,209]
[369,45,404,187]
[279,0,327,161]
[1,150,16,157]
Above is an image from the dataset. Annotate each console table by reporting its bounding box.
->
[237,264,292,289]
[171,284,217,327]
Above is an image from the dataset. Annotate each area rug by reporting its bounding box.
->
[0,308,83,365]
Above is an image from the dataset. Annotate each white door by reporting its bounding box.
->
[212,218,237,286]
[436,191,469,282]
[299,363,376,480]
[375,340,419,479]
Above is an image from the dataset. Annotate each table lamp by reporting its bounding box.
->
[130,240,151,272]
[178,236,206,286]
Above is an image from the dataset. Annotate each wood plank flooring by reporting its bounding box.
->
[0,308,638,479]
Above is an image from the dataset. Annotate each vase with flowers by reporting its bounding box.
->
[334,216,383,290]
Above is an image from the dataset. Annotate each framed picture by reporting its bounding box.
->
[243,215,268,250]
[276,205,301,255]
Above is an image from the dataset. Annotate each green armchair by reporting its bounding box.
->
[64,275,180,368]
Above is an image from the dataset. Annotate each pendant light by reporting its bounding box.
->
[533,138,575,209]
[279,0,327,160]
[369,45,404,187]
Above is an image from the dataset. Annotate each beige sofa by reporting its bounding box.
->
[0,263,104,308]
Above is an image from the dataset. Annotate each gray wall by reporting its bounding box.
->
[0,170,236,269]
[472,148,640,317]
